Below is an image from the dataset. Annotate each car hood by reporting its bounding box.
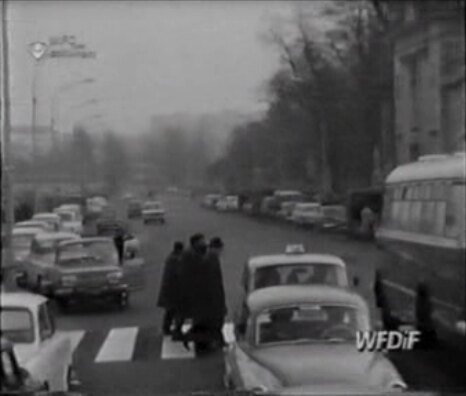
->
[250,343,396,389]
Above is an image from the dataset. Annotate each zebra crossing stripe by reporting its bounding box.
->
[95,327,139,363]
[66,330,86,354]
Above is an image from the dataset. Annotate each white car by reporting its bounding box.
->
[32,213,62,232]
[0,292,76,391]
[202,194,221,208]
[225,285,406,393]
[142,201,166,224]
[12,227,45,263]
[216,195,239,211]
[54,208,83,235]
[290,202,325,228]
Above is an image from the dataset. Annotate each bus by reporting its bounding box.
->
[375,152,465,346]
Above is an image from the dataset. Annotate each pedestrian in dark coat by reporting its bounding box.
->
[157,241,184,335]
[113,227,125,263]
[204,237,227,349]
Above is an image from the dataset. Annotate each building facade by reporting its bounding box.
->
[392,1,465,164]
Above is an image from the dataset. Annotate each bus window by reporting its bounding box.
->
[445,183,466,239]
[412,184,421,200]
[432,183,446,201]
[420,201,436,234]
[400,201,411,230]
[391,201,402,229]
[433,201,446,236]
[409,201,422,231]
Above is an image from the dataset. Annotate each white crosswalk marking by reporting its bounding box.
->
[66,330,86,354]
[95,327,139,363]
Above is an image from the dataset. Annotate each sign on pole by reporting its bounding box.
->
[46,35,97,59]
[28,41,48,60]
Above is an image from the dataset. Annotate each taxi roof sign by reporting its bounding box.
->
[285,244,305,254]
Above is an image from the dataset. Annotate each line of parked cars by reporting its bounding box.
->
[201,190,348,232]
[223,244,407,393]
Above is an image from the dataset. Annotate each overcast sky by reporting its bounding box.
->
[7,1,304,134]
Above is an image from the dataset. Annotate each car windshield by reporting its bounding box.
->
[254,264,346,290]
[255,304,364,346]
[0,308,34,343]
[58,212,73,222]
[58,241,118,266]
[32,236,74,254]
[145,202,161,210]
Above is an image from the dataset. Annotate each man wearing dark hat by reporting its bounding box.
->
[157,241,185,337]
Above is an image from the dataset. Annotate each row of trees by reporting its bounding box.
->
[12,126,131,196]
[208,0,401,197]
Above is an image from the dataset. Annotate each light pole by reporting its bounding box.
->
[50,78,95,151]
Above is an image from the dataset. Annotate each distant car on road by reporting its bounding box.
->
[216,195,239,211]
[0,292,76,391]
[1,337,49,393]
[201,194,221,209]
[127,199,143,219]
[54,208,83,235]
[224,285,406,393]
[32,213,62,232]
[290,202,325,228]
[142,201,166,224]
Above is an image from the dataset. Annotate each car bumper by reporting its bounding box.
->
[53,284,128,298]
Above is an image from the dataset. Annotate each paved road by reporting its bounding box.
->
[54,194,465,395]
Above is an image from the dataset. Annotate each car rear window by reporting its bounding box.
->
[0,308,34,343]
[254,264,345,290]
[255,305,363,346]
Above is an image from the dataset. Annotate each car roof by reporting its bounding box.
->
[33,213,60,219]
[1,291,47,309]
[35,231,79,241]
[248,253,346,270]
[13,227,44,235]
[15,220,47,226]
[247,285,368,314]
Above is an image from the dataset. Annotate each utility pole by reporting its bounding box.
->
[28,41,47,212]
[1,0,16,288]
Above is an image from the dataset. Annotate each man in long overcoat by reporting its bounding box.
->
[157,241,185,336]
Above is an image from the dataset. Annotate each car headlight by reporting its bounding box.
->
[107,271,123,283]
[61,275,77,287]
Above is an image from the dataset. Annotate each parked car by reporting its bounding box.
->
[16,238,144,309]
[216,195,239,211]
[15,231,80,292]
[56,204,82,218]
[290,202,325,228]
[32,213,61,232]
[321,204,347,231]
[14,220,55,233]
[54,208,83,235]
[224,285,406,393]
[95,207,120,236]
[277,201,299,221]
[201,194,221,209]
[266,190,306,217]
[142,201,166,224]
[0,292,76,391]
[127,199,143,218]
[12,227,45,263]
